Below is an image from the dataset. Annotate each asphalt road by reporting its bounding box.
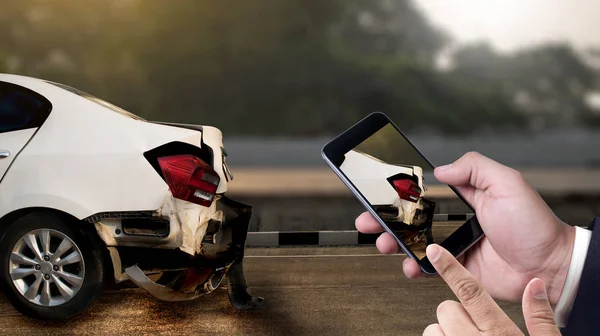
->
[0,247,525,335]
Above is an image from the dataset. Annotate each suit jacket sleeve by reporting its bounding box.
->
[562,217,600,335]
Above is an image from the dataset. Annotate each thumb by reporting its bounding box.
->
[522,278,561,335]
[433,152,523,205]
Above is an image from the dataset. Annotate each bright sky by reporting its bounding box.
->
[415,0,600,52]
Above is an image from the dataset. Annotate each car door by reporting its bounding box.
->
[0,81,52,180]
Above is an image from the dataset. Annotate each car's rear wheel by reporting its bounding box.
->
[0,212,105,320]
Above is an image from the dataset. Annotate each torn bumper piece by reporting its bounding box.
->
[124,264,228,301]
[100,196,253,301]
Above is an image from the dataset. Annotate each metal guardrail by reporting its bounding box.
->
[227,168,600,197]
[246,215,473,246]
[224,131,600,169]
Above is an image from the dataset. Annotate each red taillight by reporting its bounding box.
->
[392,179,421,203]
[409,184,421,194]
[157,155,220,207]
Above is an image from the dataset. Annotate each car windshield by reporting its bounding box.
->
[45,81,146,121]
[352,149,386,163]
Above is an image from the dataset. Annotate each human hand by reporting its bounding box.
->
[356,152,575,305]
[423,244,560,336]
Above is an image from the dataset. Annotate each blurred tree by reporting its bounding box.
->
[133,0,351,134]
[451,42,507,79]
[452,43,596,131]
[0,0,149,110]
[330,0,449,63]
[0,0,594,136]
[507,44,596,130]
[0,55,7,73]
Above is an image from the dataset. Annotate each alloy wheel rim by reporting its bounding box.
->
[9,229,85,307]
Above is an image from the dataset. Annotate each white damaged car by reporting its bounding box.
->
[0,74,263,320]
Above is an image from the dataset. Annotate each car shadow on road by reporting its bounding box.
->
[0,287,298,335]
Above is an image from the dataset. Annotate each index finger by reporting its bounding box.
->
[426,244,512,331]
[355,212,385,233]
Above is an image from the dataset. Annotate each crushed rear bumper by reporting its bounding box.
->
[94,196,253,301]
[90,193,224,255]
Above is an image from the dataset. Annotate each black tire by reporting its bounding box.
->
[0,212,105,320]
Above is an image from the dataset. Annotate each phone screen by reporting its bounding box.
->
[335,123,474,260]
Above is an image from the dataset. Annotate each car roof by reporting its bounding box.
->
[0,73,78,102]
[0,73,52,88]
[0,73,147,121]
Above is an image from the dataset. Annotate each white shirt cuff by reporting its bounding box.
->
[554,226,592,327]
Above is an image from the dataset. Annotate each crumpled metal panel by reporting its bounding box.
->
[93,193,220,256]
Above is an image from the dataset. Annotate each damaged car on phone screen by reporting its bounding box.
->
[0,74,263,320]
[340,150,436,246]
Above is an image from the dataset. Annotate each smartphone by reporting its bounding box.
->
[321,112,484,275]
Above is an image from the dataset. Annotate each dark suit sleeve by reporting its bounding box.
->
[561,217,600,335]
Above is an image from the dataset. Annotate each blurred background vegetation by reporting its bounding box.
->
[2,0,600,136]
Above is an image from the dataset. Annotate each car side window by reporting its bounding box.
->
[0,82,52,133]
